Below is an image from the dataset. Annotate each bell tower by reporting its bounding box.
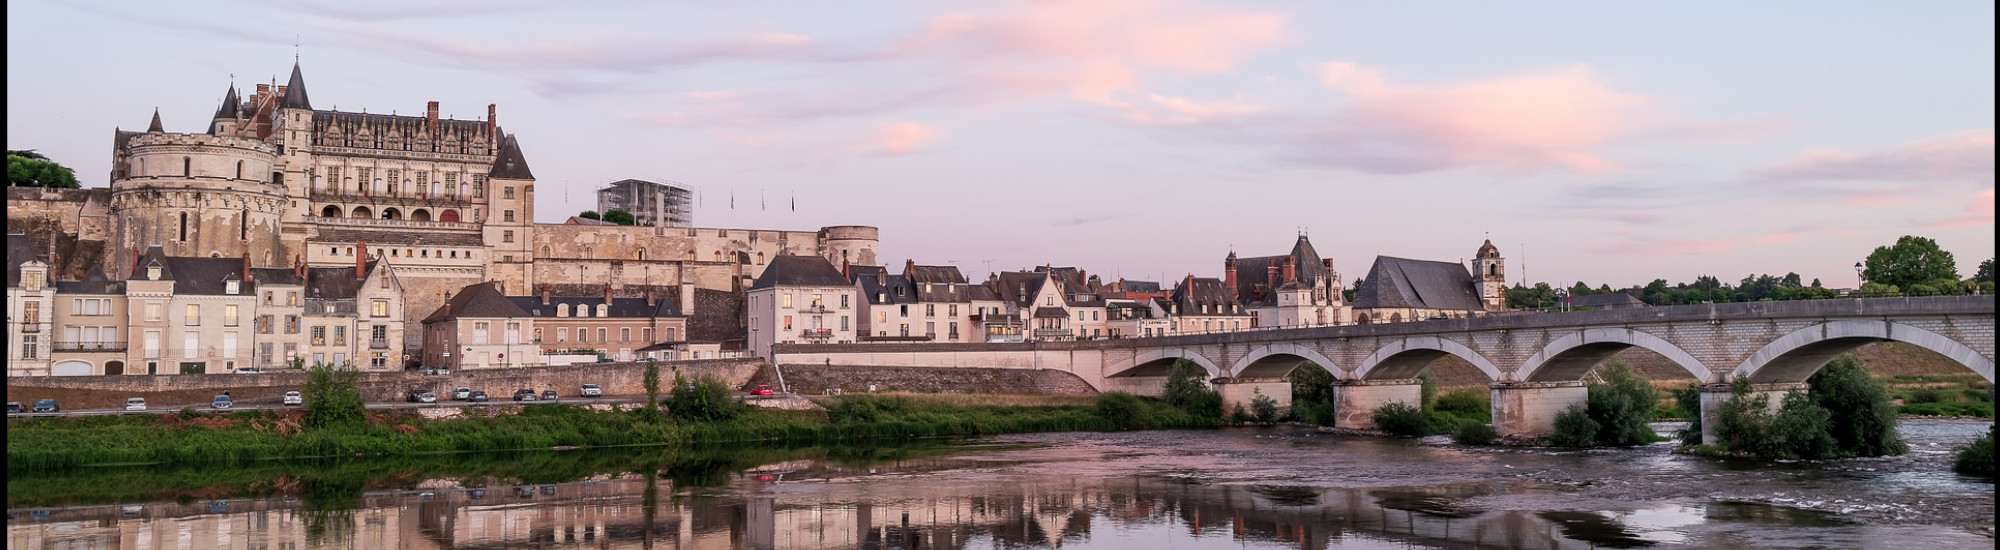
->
[1475,238,1505,310]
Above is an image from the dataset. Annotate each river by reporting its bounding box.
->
[7,419,1993,549]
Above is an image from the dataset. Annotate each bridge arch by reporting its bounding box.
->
[1354,336,1502,381]
[1732,320,1994,384]
[1515,327,1710,383]
[1104,348,1225,380]
[1228,343,1345,380]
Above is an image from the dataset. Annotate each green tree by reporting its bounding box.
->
[1863,235,1958,290]
[1976,258,1994,284]
[7,151,80,189]
[302,364,366,430]
[642,360,661,418]
[602,209,637,226]
[1807,355,1906,457]
[578,211,601,220]
[1584,363,1659,446]
[1163,360,1221,418]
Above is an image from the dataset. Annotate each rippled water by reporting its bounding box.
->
[8,420,1994,549]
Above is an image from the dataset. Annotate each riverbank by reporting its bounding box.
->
[5,394,1220,472]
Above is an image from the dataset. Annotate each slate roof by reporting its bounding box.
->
[147,109,164,132]
[858,273,917,305]
[313,227,484,246]
[991,271,1047,307]
[1231,235,1330,306]
[6,233,32,288]
[1572,292,1646,309]
[687,288,744,345]
[1476,239,1501,259]
[488,134,534,179]
[162,258,254,295]
[214,84,241,120]
[751,255,848,289]
[508,296,680,318]
[251,263,383,301]
[282,62,312,109]
[1170,277,1241,315]
[1033,307,1069,318]
[55,265,122,294]
[905,264,967,284]
[424,282,527,323]
[1110,279,1161,293]
[1351,256,1485,311]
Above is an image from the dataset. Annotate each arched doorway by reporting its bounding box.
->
[321,205,341,218]
[381,207,402,220]
[105,361,125,376]
[351,206,373,219]
[439,209,460,222]
[409,209,431,222]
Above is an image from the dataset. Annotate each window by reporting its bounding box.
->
[224,304,239,326]
[926,304,935,317]
[473,322,490,344]
[371,300,389,317]
[780,293,792,308]
[146,302,162,321]
[371,353,387,369]
[503,186,515,199]
[782,315,793,330]
[557,327,569,342]
[144,331,161,359]
[840,294,849,308]
[620,327,631,342]
[840,316,849,331]
[643,327,655,342]
[596,304,608,317]
[899,324,909,337]
[1044,296,1054,306]
[311,326,327,346]
[949,322,959,339]
[222,333,237,358]
[502,230,514,243]
[179,212,189,241]
[183,331,199,359]
[596,328,607,342]
[21,301,38,325]
[285,315,300,334]
[18,335,37,359]
[185,304,201,325]
[925,322,935,336]
[503,210,515,223]
[877,311,887,323]
[183,157,191,176]
[949,304,957,316]
[558,304,570,317]
[473,175,486,198]
[899,305,909,317]
[506,323,521,344]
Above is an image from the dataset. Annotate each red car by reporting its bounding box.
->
[749,384,775,397]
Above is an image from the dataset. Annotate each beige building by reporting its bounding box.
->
[249,251,408,370]
[747,255,858,359]
[990,266,1108,341]
[1349,239,1508,323]
[1165,274,1253,334]
[849,261,1001,343]
[1227,234,1350,329]
[516,283,691,362]
[420,281,536,370]
[7,235,56,376]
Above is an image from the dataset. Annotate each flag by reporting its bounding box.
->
[730,190,734,210]
[791,194,795,212]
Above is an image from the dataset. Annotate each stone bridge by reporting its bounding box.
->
[776,296,1994,441]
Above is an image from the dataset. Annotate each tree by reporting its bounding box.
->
[643,360,661,418]
[578,211,601,220]
[1863,235,1957,290]
[602,209,637,226]
[1163,360,1221,418]
[1977,258,1995,284]
[7,150,79,189]
[302,364,366,430]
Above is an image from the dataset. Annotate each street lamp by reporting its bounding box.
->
[1853,261,1865,289]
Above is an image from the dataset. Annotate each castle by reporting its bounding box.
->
[7,62,879,365]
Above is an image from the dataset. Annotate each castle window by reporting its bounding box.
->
[239,210,248,240]
[637,249,645,261]
[179,212,189,241]
[183,157,191,177]
[235,161,243,179]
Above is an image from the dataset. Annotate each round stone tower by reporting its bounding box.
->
[110,129,288,273]
[818,225,880,271]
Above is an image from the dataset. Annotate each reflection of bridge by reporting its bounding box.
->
[777,297,1994,441]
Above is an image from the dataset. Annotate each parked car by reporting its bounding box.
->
[210,395,233,410]
[512,389,538,402]
[125,397,148,411]
[33,399,60,413]
[452,387,473,401]
[468,390,490,403]
[579,384,604,397]
[283,391,303,406]
[7,402,23,414]
[749,384,776,397]
[236,367,263,374]
[422,367,451,376]
[541,389,558,401]
[407,390,437,404]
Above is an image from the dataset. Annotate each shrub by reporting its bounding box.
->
[1290,367,1335,405]
[1250,392,1279,424]
[1431,390,1489,419]
[1906,388,1946,404]
[1584,363,1658,446]
[302,364,365,431]
[1294,399,1337,427]
[1418,372,1438,411]
[1548,405,1599,448]
[1954,426,1994,477]
[1229,404,1253,425]
[665,376,744,422]
[1372,403,1431,438]
[1094,393,1147,430]
[1966,388,1993,403]
[1452,422,1497,445]
[642,361,662,417]
[1163,360,1222,419]
[1767,391,1837,459]
[1808,355,1906,457]
[1672,384,1704,446]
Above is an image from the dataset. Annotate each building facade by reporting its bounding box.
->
[746,255,859,358]
[1226,235,1350,329]
[595,178,694,227]
[1349,239,1508,323]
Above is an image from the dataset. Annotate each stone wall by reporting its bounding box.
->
[776,364,1099,396]
[5,358,763,409]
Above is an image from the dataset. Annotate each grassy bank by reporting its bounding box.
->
[7,394,1219,473]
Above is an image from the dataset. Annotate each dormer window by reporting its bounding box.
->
[597,304,609,317]
[558,304,570,317]
[226,280,240,295]
[147,265,162,280]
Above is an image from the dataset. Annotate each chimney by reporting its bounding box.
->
[842,262,852,280]
[426,101,440,131]
[295,255,306,279]
[1077,269,1088,289]
[603,283,613,305]
[646,286,657,307]
[241,252,251,283]
[1283,255,1297,283]
[678,280,695,316]
[1266,265,1279,290]
[541,284,551,306]
[904,258,916,276]
[487,104,496,134]
[256,83,270,96]
[1223,256,1238,301]
[355,240,368,279]
[443,290,454,316]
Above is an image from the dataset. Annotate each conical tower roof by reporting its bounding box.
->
[281,62,312,109]
[146,108,164,132]
[489,134,535,179]
[213,83,241,119]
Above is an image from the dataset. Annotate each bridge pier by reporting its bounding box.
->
[1489,381,1588,439]
[1333,379,1423,430]
[1216,379,1292,417]
[1699,382,1808,445]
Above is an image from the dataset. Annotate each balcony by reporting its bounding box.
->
[309,190,479,208]
[305,300,357,315]
[370,338,390,349]
[799,305,834,314]
[799,328,834,341]
[310,215,481,232]
[1032,328,1074,339]
[54,341,126,352]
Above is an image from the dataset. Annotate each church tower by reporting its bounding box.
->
[1475,239,1506,310]
[273,61,316,264]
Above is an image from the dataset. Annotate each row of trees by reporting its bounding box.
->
[8,150,79,189]
[1505,236,1993,310]
[577,209,637,225]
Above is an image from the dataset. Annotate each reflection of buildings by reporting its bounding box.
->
[10,464,1659,549]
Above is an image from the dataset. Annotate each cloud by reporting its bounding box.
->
[1589,228,1810,256]
[1752,130,1994,183]
[1300,62,1647,174]
[1118,93,1268,126]
[861,122,938,156]
[1543,181,1693,226]
[1922,187,1997,229]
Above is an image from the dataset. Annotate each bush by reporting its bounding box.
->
[1372,403,1431,438]
[1808,355,1906,457]
[1548,405,1599,448]
[1431,390,1489,419]
[1163,360,1222,419]
[1954,426,1994,477]
[1452,422,1497,445]
[1418,372,1438,411]
[1672,384,1704,446]
[302,364,365,431]
[665,376,745,422]
[1767,391,1838,459]
[1094,393,1147,430]
[1584,363,1659,446]
[1250,392,1278,424]
[1294,399,1337,427]
[1906,388,1946,404]
[1714,380,1840,460]
[1229,404,1253,425]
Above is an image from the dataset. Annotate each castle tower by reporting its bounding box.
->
[273,62,317,261]
[109,123,287,274]
[818,225,880,272]
[483,133,536,294]
[1475,238,1506,310]
[209,82,242,136]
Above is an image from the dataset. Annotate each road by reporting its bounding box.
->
[8,395,654,418]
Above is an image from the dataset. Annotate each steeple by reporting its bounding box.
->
[489,133,535,179]
[213,83,241,119]
[281,62,312,109]
[146,108,163,132]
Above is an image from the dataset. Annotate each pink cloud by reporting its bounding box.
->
[1591,229,1807,256]
[1922,187,1997,229]
[861,122,939,156]
[1308,61,1647,174]
[1118,93,1267,126]
[1754,130,1994,183]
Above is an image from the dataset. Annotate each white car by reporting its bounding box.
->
[125,397,148,411]
[283,391,303,406]
[580,384,604,397]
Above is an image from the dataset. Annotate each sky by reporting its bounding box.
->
[7,0,1994,288]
